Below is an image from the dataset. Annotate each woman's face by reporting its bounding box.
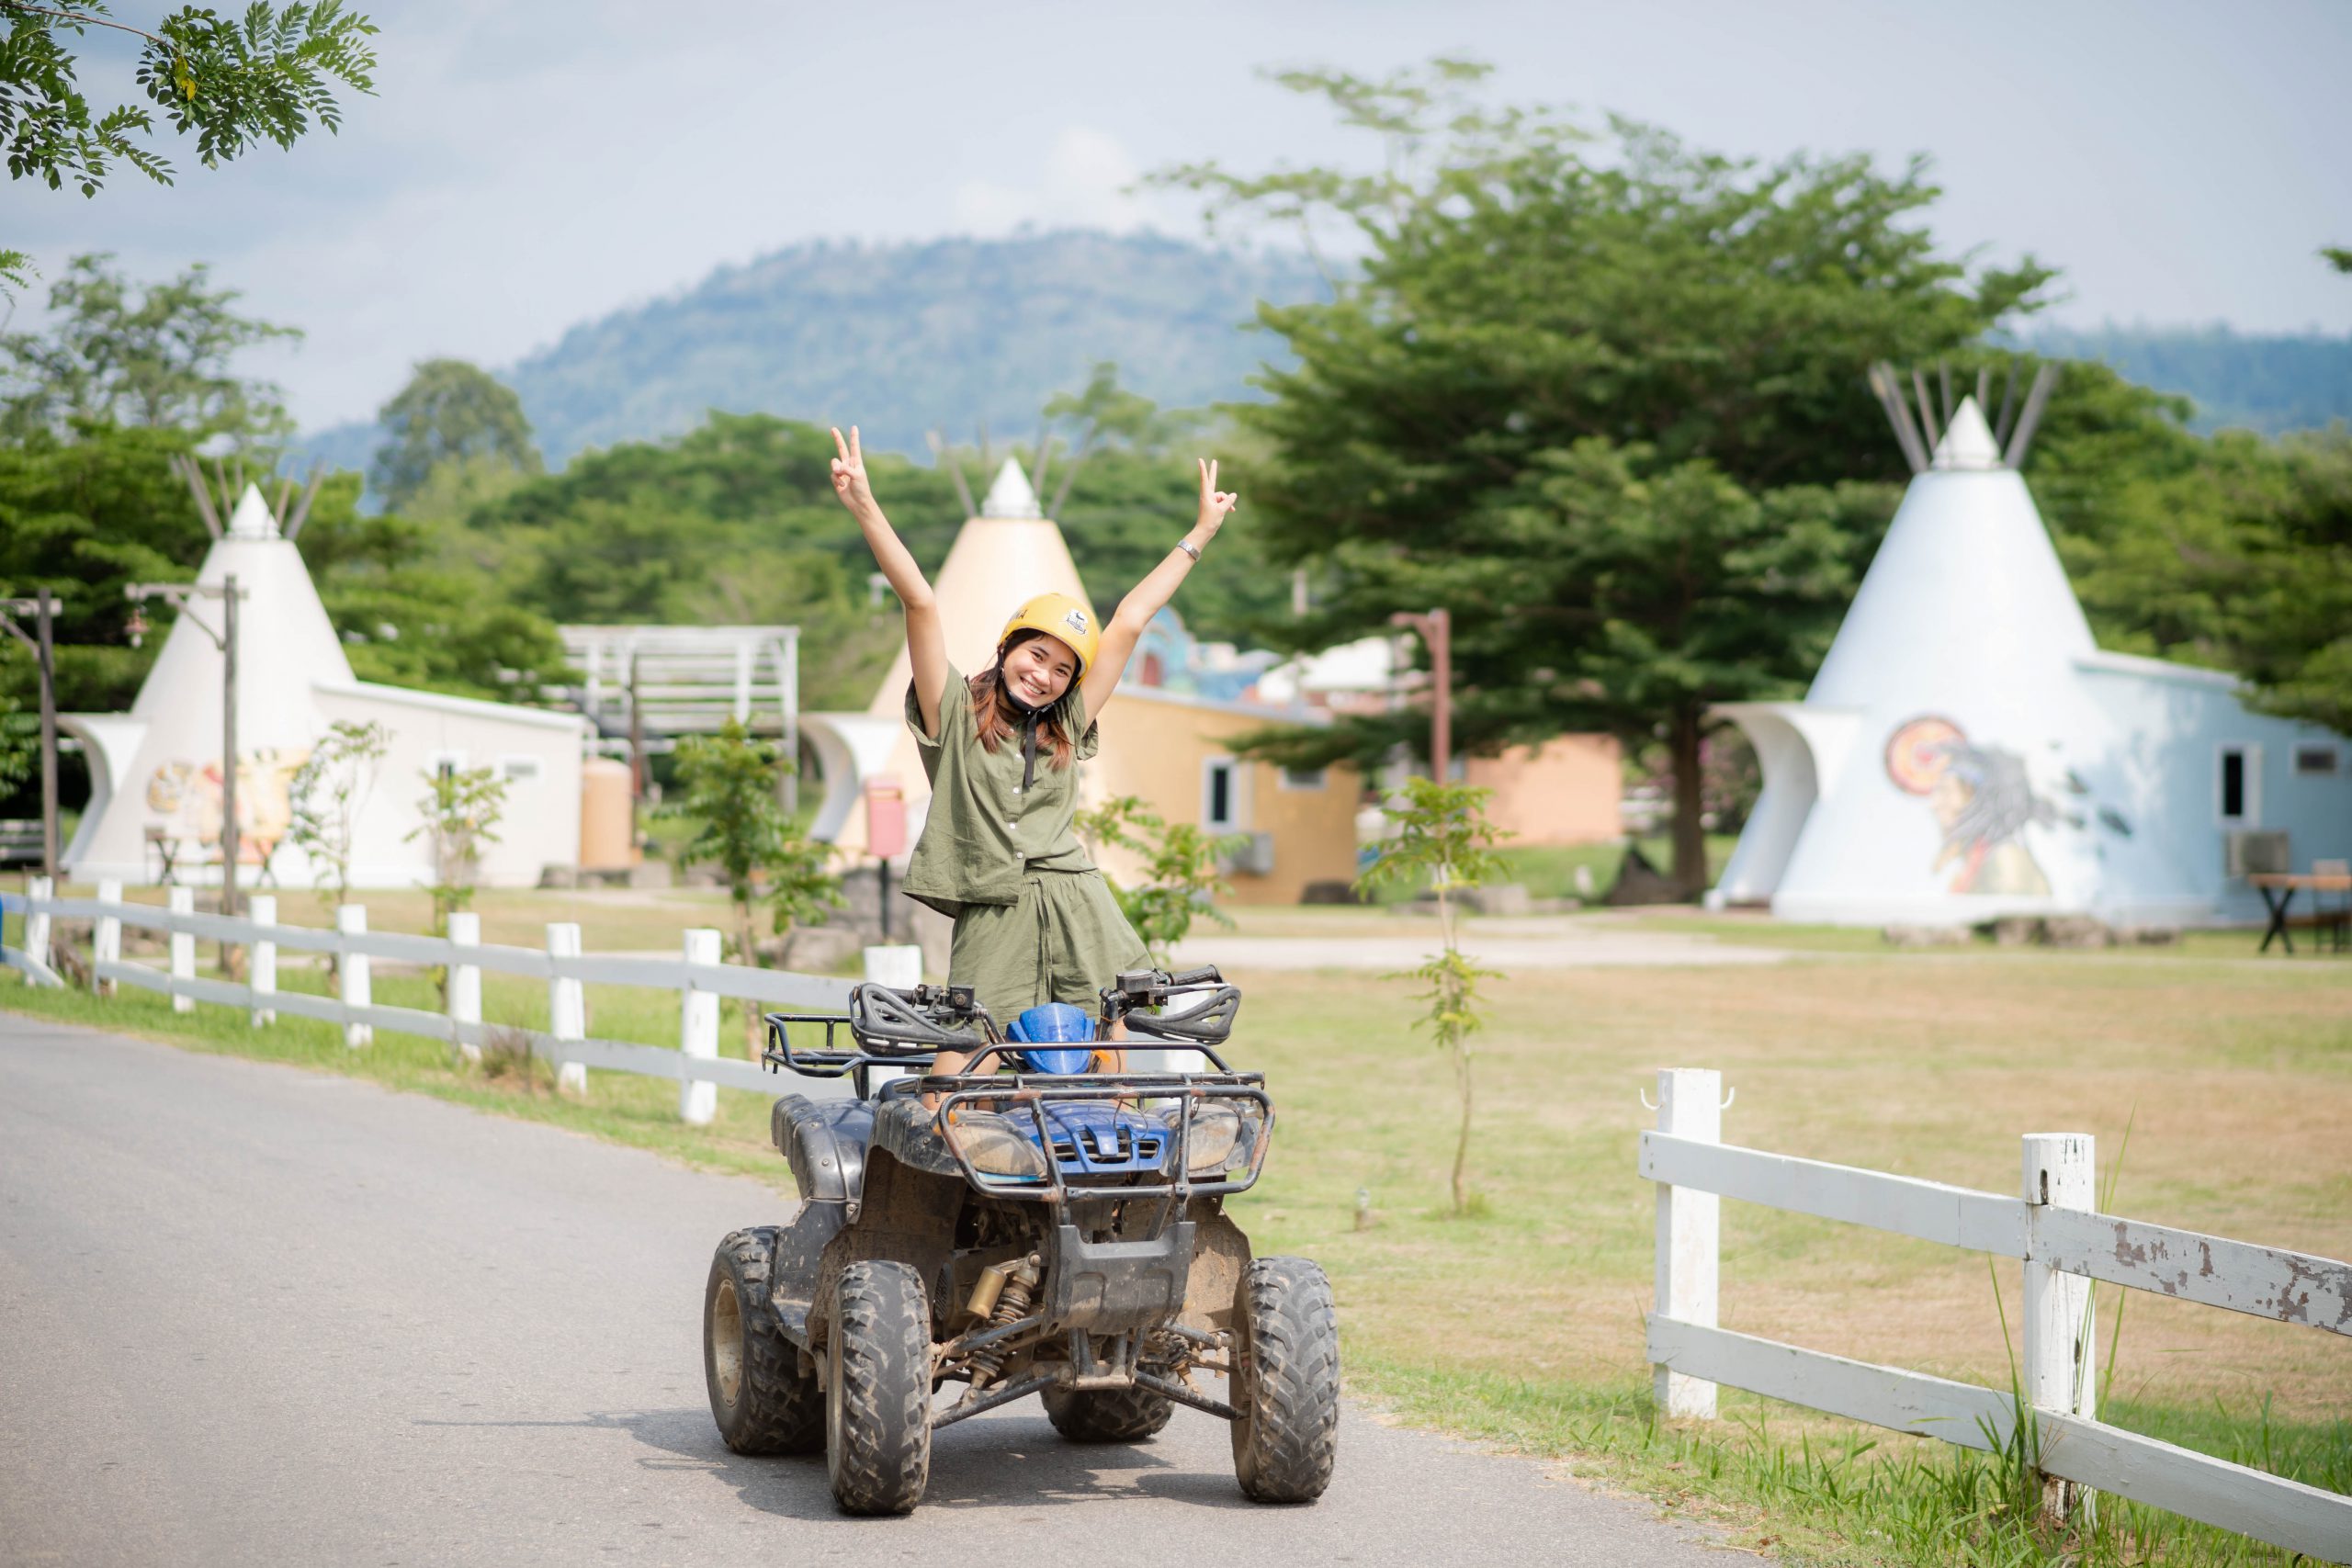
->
[1004,634,1079,707]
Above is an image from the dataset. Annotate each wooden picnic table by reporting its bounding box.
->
[2247,873,2352,954]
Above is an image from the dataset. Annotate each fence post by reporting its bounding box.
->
[168,886,196,1012]
[447,911,482,1066]
[2022,1132,2098,1526]
[93,878,121,997]
[247,894,277,1026]
[548,922,585,1097]
[338,904,372,1047]
[1652,1066,1723,1420]
[25,874,51,970]
[679,927,721,1125]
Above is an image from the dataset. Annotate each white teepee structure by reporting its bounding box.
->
[1712,372,2351,928]
[63,485,588,889]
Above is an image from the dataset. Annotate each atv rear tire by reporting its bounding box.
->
[824,1260,933,1516]
[1229,1256,1340,1504]
[705,1227,822,1455]
[1043,1383,1174,1443]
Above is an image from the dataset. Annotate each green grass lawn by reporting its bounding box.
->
[4,892,2346,1565]
[1496,832,1742,901]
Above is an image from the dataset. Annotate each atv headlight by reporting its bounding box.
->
[1178,1102,1252,1174]
[951,1111,1049,1179]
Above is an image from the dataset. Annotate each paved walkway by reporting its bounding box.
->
[0,1011,1736,1566]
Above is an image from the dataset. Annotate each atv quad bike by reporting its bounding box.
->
[700,965,1340,1517]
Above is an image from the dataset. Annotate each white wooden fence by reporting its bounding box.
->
[2,877,854,1123]
[1644,1066,2352,1562]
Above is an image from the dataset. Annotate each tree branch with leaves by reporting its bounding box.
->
[1,1,378,292]
[1075,793,1245,967]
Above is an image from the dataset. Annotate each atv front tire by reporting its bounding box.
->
[824,1260,933,1516]
[1229,1256,1340,1504]
[1043,1383,1174,1443]
[705,1227,822,1455]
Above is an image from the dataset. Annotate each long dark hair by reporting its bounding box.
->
[968,631,1079,771]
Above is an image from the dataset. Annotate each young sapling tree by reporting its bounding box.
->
[1075,793,1245,967]
[1354,776,1509,1216]
[406,763,505,942]
[672,719,841,1045]
[286,718,388,976]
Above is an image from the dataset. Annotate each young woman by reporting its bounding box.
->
[828,425,1237,1077]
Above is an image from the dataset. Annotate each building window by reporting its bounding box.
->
[428,750,467,783]
[2217,744,2262,826]
[2293,743,2340,777]
[1280,765,1328,792]
[1203,757,1239,830]
[500,755,542,784]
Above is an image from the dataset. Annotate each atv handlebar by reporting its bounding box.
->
[762,966,1243,1087]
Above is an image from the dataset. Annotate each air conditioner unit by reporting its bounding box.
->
[1218,831,1276,876]
[2223,829,2290,878]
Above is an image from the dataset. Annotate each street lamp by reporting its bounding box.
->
[126,578,246,918]
[0,589,61,878]
[1389,607,1452,785]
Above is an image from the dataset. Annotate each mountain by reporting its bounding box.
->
[300,231,1327,477]
[296,232,2352,480]
[2014,323,2352,436]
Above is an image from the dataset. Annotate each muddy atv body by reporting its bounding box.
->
[700,966,1340,1516]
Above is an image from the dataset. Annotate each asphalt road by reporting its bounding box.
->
[0,1011,1734,1565]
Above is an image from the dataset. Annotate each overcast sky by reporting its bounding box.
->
[14,0,2350,434]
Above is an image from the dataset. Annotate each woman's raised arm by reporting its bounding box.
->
[831,425,949,734]
[1080,457,1238,725]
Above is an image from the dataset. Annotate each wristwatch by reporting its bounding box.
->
[1176,539,1202,561]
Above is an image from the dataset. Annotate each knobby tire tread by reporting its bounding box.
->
[1232,1256,1340,1504]
[828,1259,932,1516]
[1043,1382,1175,1443]
[707,1226,822,1455]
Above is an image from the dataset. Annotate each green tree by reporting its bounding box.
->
[406,763,503,940]
[371,358,542,513]
[285,716,384,977]
[1073,794,1244,967]
[1158,62,2052,894]
[0,2,377,289]
[0,252,298,445]
[672,719,842,987]
[1352,778,1507,1217]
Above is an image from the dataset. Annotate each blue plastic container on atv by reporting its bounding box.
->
[696,966,1340,1518]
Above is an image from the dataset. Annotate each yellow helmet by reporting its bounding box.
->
[999,592,1100,676]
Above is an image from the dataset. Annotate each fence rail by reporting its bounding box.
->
[3,877,856,1121]
[1642,1067,2352,1563]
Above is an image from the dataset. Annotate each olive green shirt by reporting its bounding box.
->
[901,663,1100,918]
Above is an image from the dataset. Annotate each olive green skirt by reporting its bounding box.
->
[948,867,1152,1028]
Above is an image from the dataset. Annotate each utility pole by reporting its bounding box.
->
[0,590,61,878]
[1389,607,1452,784]
[126,577,246,921]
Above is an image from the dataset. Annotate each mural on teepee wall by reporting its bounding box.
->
[144,748,311,870]
[1883,716,2058,896]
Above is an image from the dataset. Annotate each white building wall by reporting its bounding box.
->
[315,683,585,889]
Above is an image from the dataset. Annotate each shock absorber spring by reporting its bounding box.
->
[965,1255,1042,1388]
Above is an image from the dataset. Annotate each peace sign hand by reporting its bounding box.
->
[831,425,876,514]
[1195,457,1238,540]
